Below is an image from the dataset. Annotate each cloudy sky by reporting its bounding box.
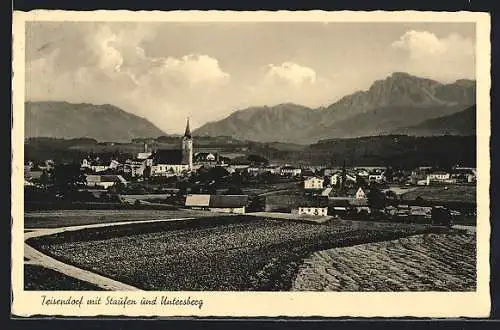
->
[25,22,475,134]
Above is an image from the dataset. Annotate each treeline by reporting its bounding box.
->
[25,134,476,169]
[247,135,476,168]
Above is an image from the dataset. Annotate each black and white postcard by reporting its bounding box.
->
[11,10,491,318]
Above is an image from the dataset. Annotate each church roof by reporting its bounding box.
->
[184,118,192,139]
[151,149,184,165]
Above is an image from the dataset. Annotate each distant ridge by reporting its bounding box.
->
[394,105,476,136]
[25,101,166,142]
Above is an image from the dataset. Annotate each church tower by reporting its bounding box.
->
[182,117,193,171]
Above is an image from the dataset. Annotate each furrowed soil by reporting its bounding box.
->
[292,231,476,291]
[27,216,451,291]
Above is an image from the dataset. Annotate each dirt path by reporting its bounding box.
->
[24,217,195,291]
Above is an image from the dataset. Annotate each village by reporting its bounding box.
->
[24,120,477,227]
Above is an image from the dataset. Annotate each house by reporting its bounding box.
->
[124,158,147,177]
[355,187,366,200]
[85,174,128,189]
[346,173,357,183]
[185,194,248,214]
[263,165,281,175]
[357,169,370,177]
[428,171,451,180]
[296,196,329,216]
[451,168,476,183]
[194,152,218,165]
[280,166,302,177]
[247,166,262,176]
[348,198,371,214]
[304,177,324,190]
[137,152,152,160]
[224,165,249,175]
[426,171,454,185]
[321,187,333,196]
[81,158,109,173]
[329,172,343,186]
[109,159,121,170]
[368,173,385,183]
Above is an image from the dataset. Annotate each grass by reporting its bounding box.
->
[28,216,442,291]
[24,264,103,291]
[293,231,476,291]
[400,185,476,203]
[24,209,232,229]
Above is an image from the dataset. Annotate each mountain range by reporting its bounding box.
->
[394,105,476,136]
[194,72,476,144]
[25,101,165,142]
[25,72,476,144]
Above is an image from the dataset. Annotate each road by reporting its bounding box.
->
[24,217,196,291]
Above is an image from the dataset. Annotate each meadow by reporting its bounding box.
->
[24,209,231,229]
[28,216,444,291]
[400,185,476,203]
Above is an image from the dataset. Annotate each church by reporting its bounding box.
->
[147,118,193,177]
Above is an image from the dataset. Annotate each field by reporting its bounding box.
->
[27,216,439,291]
[25,209,232,229]
[400,185,476,203]
[292,231,476,291]
[24,264,102,290]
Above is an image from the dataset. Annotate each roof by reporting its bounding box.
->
[349,199,369,206]
[185,194,249,208]
[281,166,300,170]
[29,171,44,179]
[304,176,324,181]
[137,152,152,160]
[184,118,192,139]
[209,195,249,208]
[151,149,184,165]
[297,196,329,208]
[85,174,127,183]
[185,194,211,207]
[266,194,328,208]
[195,152,216,161]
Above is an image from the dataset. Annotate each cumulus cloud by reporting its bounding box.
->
[264,62,317,86]
[391,30,475,81]
[25,24,231,133]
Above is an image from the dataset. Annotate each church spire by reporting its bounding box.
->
[184,117,192,139]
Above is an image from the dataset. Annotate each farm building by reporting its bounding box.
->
[304,177,324,190]
[264,194,329,216]
[295,196,329,216]
[185,194,249,214]
[280,166,302,177]
[85,174,128,189]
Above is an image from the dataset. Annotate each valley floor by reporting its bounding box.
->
[25,214,471,291]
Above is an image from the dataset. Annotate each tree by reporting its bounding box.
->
[367,184,386,211]
[51,164,86,196]
[226,184,243,195]
[247,154,269,166]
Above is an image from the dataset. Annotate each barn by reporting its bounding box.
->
[185,194,249,214]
